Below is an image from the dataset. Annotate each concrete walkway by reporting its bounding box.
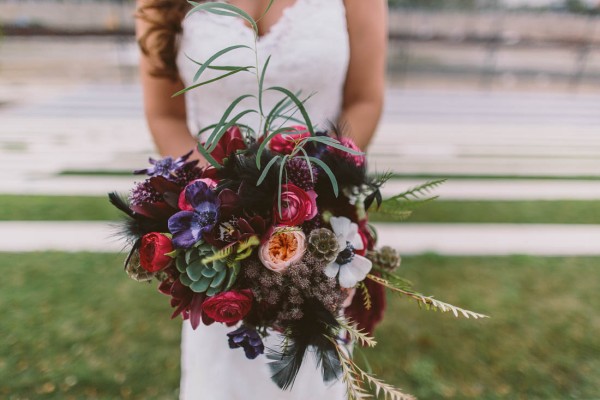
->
[1,221,599,256]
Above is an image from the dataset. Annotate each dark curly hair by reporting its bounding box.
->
[135,0,191,80]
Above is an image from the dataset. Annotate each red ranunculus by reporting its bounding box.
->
[274,183,318,227]
[209,126,247,164]
[139,233,174,272]
[269,125,310,154]
[333,137,366,167]
[201,290,254,324]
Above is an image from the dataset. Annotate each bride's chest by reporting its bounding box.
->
[177,0,350,92]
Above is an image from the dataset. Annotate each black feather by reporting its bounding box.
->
[216,147,280,216]
[267,301,342,390]
[108,192,166,244]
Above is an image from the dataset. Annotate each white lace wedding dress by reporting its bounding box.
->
[176,0,350,398]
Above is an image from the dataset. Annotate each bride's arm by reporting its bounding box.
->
[340,0,388,150]
[135,0,203,162]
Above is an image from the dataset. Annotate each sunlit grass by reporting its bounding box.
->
[2,195,599,224]
[1,253,598,399]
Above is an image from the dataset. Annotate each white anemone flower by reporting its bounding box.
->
[324,216,372,288]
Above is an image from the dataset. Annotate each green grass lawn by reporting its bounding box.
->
[2,195,599,224]
[1,253,598,399]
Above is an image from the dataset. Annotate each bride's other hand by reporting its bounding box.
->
[341,0,388,151]
[135,0,205,165]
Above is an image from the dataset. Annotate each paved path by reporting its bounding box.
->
[1,83,599,199]
[1,221,598,256]
[2,83,599,255]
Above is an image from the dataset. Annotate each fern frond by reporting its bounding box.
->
[370,209,414,221]
[367,275,488,320]
[235,236,260,259]
[328,337,372,400]
[387,179,446,202]
[201,246,234,265]
[357,281,372,311]
[357,367,416,400]
[368,170,394,188]
[202,236,260,266]
[376,271,413,291]
[330,337,414,400]
[337,318,377,348]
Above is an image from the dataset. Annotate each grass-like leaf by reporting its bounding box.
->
[206,109,258,153]
[172,67,251,97]
[187,1,258,32]
[255,126,296,169]
[301,136,364,156]
[367,274,489,319]
[267,87,315,136]
[258,55,271,115]
[272,92,317,132]
[256,0,276,22]
[277,155,289,218]
[308,156,339,197]
[196,142,222,169]
[256,155,281,186]
[185,45,252,82]
[204,94,254,148]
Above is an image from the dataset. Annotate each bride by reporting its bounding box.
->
[135,0,387,398]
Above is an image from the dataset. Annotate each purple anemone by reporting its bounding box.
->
[227,326,264,359]
[168,181,219,249]
[135,150,193,178]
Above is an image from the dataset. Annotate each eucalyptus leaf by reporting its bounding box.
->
[308,156,339,197]
[172,67,251,97]
[302,136,364,156]
[258,55,271,115]
[206,109,258,153]
[267,87,315,136]
[187,2,258,33]
[277,155,289,218]
[256,155,281,186]
[205,94,255,148]
[255,126,299,169]
[196,142,222,169]
[187,45,252,82]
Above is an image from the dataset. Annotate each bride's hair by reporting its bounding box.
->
[136,0,190,80]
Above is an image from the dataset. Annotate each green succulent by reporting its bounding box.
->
[176,242,240,296]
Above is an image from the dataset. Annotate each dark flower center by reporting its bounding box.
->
[197,210,217,227]
[336,241,355,266]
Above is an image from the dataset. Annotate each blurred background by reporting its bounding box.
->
[1,1,599,399]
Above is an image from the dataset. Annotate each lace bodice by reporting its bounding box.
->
[176,0,350,136]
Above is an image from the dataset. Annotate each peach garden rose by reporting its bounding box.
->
[259,228,306,273]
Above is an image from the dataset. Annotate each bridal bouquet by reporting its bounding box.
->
[110,2,486,399]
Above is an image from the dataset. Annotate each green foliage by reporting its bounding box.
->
[375,179,446,220]
[177,1,368,198]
